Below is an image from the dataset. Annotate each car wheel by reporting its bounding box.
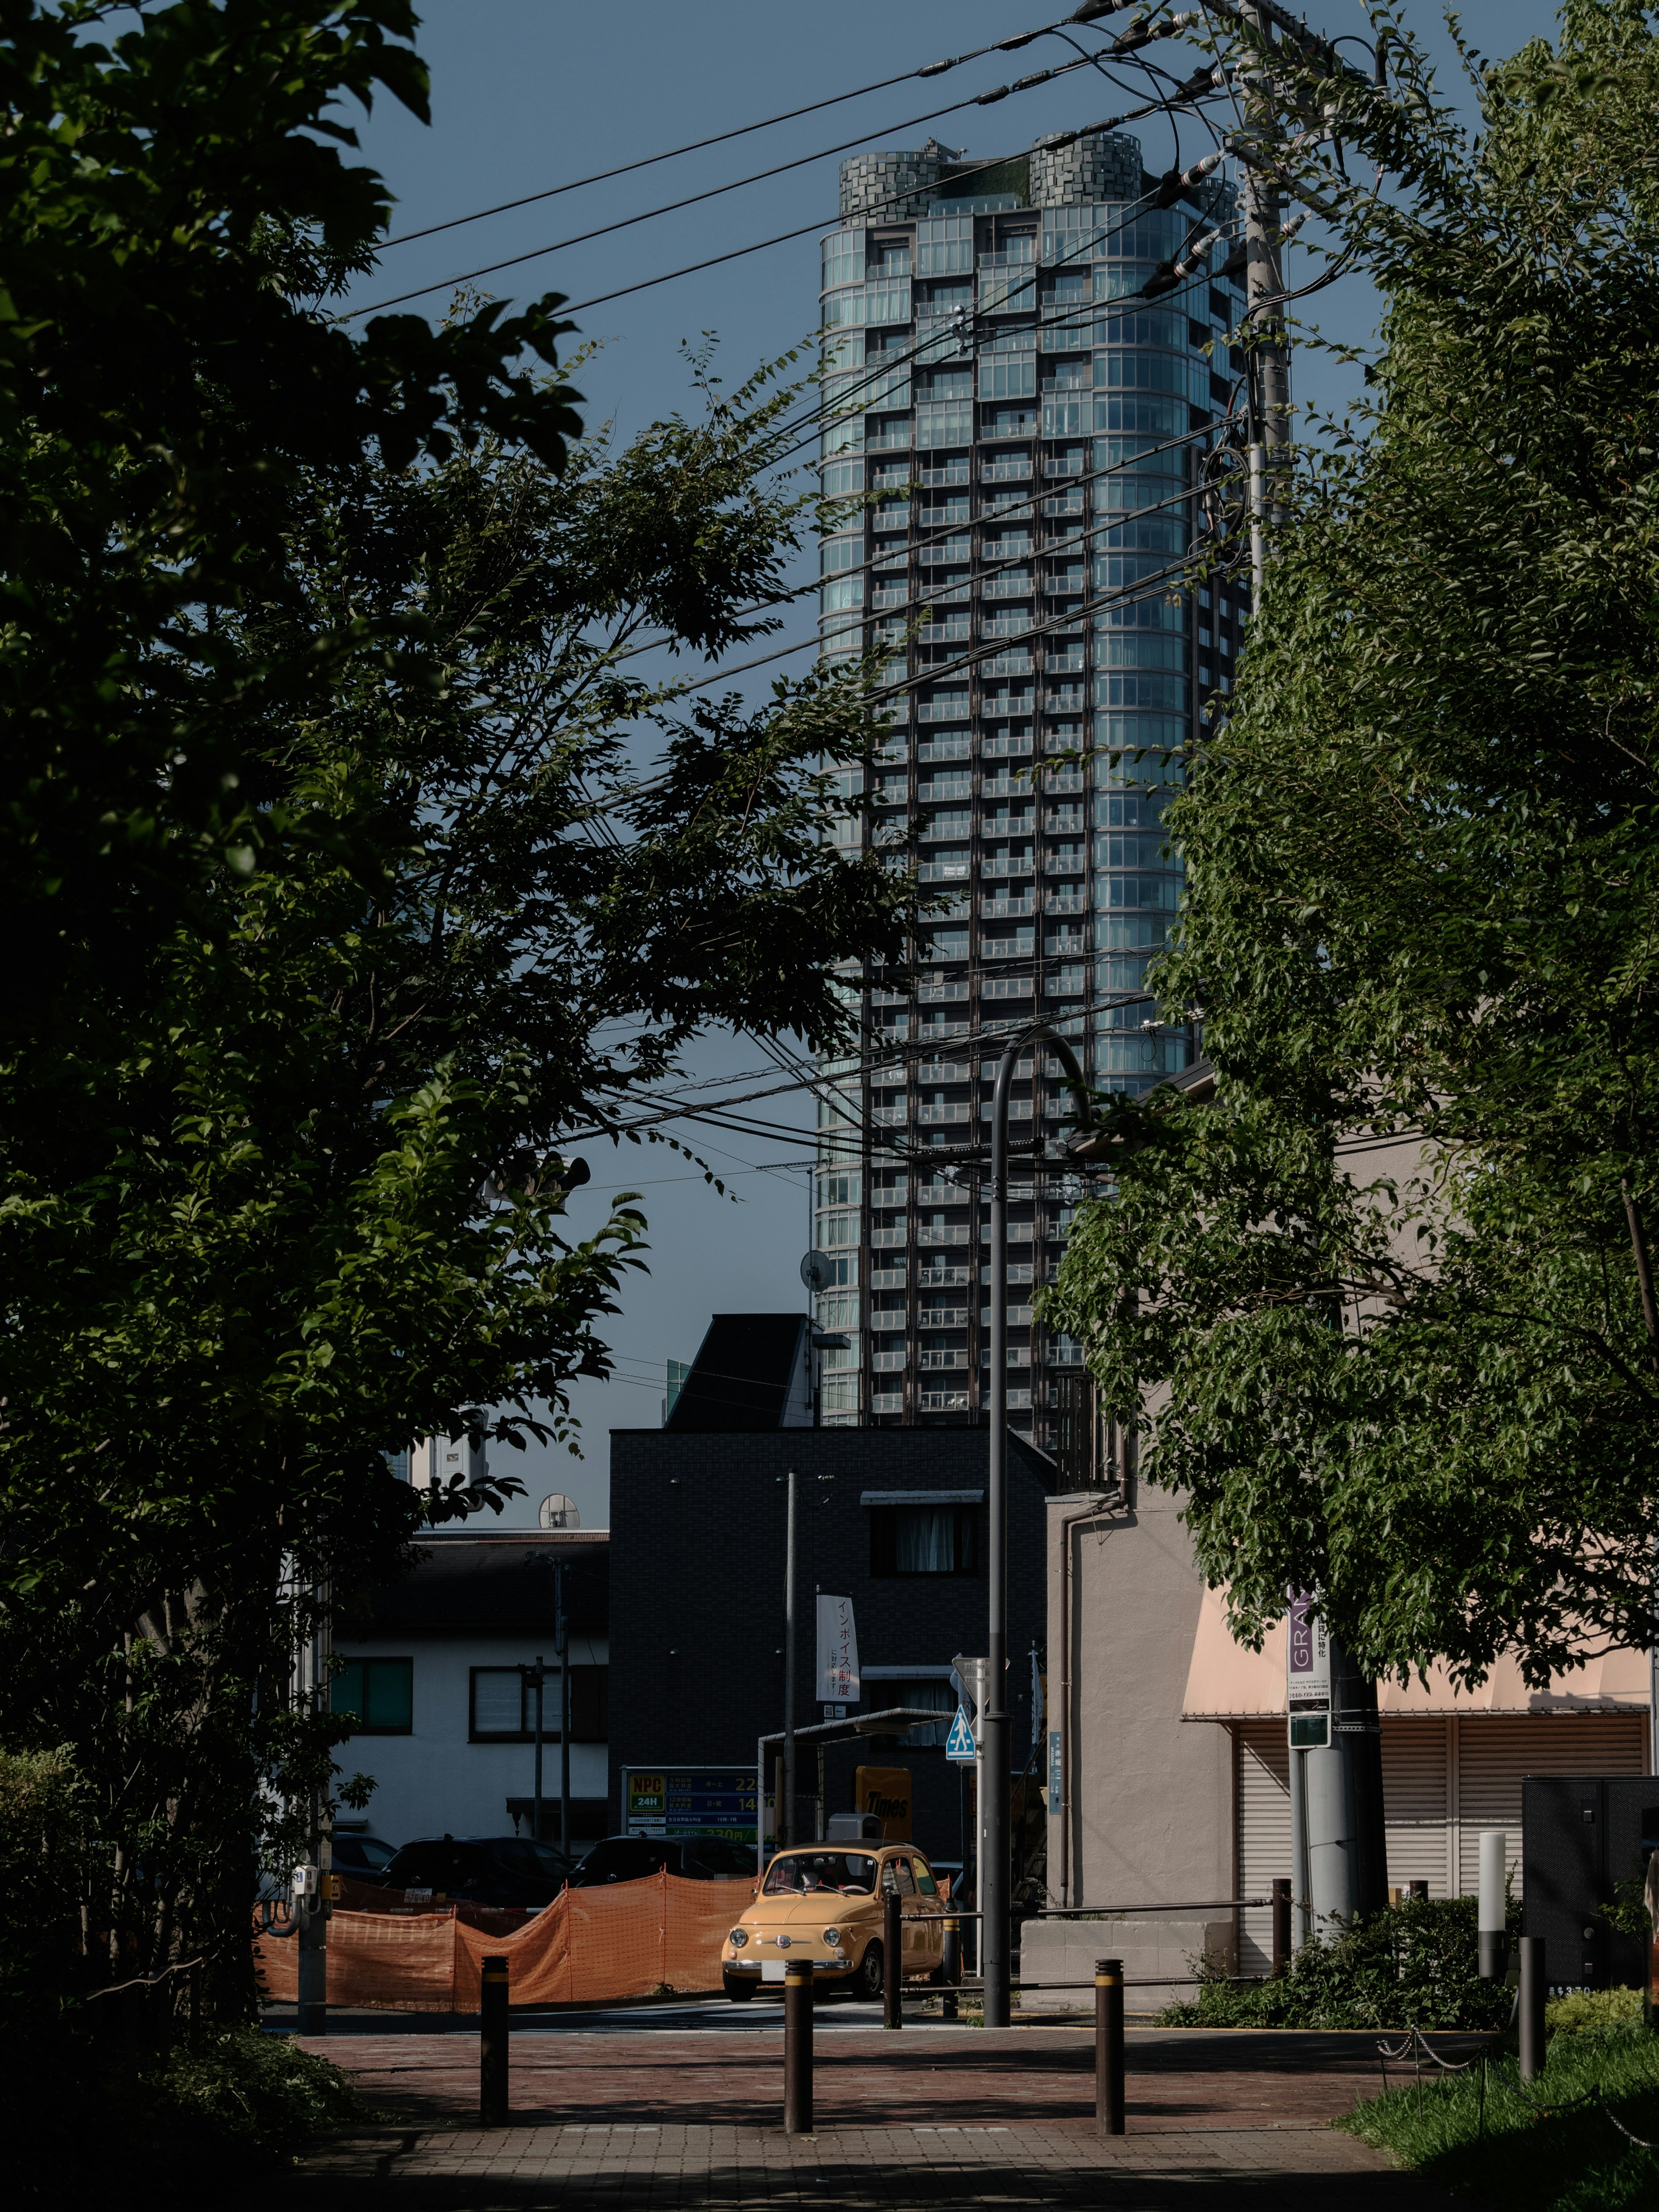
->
[855,1941,884,2001]
[723,1973,756,2002]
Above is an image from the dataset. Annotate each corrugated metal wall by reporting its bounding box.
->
[1232,1714,1649,1974]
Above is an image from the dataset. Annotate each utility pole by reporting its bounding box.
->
[783,1467,798,1849]
[1240,1,1291,600]
[531,1653,544,1847]
[296,1574,331,2036]
[556,1560,571,1860]
[1305,1631,1388,1929]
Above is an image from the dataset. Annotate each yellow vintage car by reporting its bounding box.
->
[720,1843,948,2001]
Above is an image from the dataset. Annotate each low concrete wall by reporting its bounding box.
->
[1018,1916,1235,2014]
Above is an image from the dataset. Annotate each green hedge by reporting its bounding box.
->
[1160,1895,1514,2031]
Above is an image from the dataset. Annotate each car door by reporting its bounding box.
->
[909,1854,946,1974]
[882,1853,929,1979]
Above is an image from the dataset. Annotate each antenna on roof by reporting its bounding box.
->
[800,1250,835,1295]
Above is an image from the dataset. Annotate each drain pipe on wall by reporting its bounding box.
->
[1055,1432,1132,1910]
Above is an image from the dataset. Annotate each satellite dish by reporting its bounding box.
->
[538,1493,579,1530]
[800,1250,835,1294]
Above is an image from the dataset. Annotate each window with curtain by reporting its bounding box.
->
[882,1678,957,1746]
[468,1665,610,1743]
[869,1504,981,1576]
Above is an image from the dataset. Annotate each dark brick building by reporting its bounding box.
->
[607,1424,1055,1873]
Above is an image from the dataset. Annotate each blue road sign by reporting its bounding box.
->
[945,1707,977,1764]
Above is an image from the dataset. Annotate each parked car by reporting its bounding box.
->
[568,1834,760,1887]
[720,1843,947,2001]
[331,1835,399,1884]
[380,1836,580,1908]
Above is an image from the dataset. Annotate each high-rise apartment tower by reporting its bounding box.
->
[811,129,1246,1446]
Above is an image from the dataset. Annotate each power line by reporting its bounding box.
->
[340,74,1229,326]
[379,16,1098,251]
[572,988,1160,1150]
[665,488,1211,702]
[340,58,1100,322]
[588,170,1241,677]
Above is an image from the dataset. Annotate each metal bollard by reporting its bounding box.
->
[784,1959,814,2134]
[1094,1956,1125,2137]
[1518,1936,1546,2082]
[1271,1878,1291,1975]
[941,1915,961,2022]
[884,1891,903,2029]
[480,1954,510,2126]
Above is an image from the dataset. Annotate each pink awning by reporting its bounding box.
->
[1182,1583,1651,1718]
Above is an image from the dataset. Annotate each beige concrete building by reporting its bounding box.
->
[1025,1475,1652,2006]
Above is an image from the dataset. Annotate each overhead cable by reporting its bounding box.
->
[340,70,1229,325]
[380,14,1102,251]
[340,57,1100,321]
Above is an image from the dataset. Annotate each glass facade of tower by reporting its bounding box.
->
[813,133,1249,1445]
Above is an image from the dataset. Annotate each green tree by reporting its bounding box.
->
[1048,0,1659,1684]
[0,0,580,1019]
[1,350,913,2016]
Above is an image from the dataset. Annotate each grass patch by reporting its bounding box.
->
[1340,2024,1659,2212]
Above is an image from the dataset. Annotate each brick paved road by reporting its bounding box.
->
[269,2025,1463,2209]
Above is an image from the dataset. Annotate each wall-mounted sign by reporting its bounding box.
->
[1286,1590,1331,1749]
[622,1767,761,1844]
[816,1595,860,1704]
[854,1765,912,1840]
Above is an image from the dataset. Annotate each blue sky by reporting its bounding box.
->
[341,0,1565,1525]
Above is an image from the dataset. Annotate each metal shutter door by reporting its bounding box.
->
[1456,1716,1647,1896]
[1382,1720,1449,1895]
[1235,1721,1289,1975]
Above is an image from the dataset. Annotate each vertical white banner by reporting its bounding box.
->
[816,1595,859,1702]
[1286,1589,1331,1746]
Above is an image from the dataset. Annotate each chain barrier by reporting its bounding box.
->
[1489,2047,1659,2152]
[1375,2019,1659,2155]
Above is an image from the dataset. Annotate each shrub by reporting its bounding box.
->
[8,2023,372,2203]
[1546,1986,1646,2042]
[1160,1895,1513,2031]
[0,1747,86,2014]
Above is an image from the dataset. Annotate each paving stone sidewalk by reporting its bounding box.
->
[283,2116,1456,2209]
[271,2026,1462,2209]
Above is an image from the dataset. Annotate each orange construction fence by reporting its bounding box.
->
[254,1870,757,2012]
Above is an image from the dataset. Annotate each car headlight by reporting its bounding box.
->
[823,1927,842,1947]
[728,1928,748,1948]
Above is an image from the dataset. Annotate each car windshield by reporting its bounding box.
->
[763,1851,877,1895]
[387,1844,483,1887]
[684,1839,760,1877]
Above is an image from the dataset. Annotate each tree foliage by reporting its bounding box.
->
[0,0,581,1015]
[0,4,915,2019]
[1049,0,1659,1682]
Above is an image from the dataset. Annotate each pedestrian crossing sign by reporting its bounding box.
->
[945,1707,976,1763]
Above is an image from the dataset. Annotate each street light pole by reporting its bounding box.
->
[556,1560,571,1861]
[532,1654,544,1847]
[984,1020,1087,2028]
[783,1466,798,1850]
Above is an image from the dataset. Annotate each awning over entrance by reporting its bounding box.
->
[1182,1584,1651,1718]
